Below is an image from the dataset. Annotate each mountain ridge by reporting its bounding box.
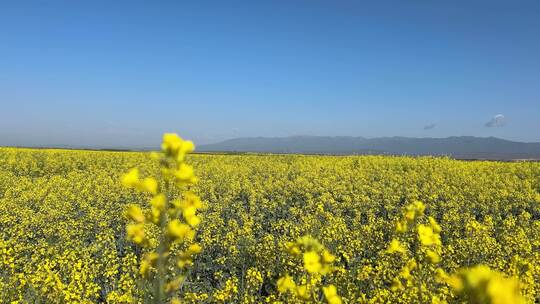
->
[198,136,540,160]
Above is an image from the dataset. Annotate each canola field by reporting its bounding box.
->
[1,135,540,303]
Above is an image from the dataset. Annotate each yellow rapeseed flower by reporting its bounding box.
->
[303,251,322,274]
[323,285,342,304]
[322,250,336,263]
[449,265,525,304]
[161,133,183,156]
[126,223,145,244]
[175,163,197,185]
[387,239,407,254]
[139,177,158,194]
[296,285,310,300]
[167,220,194,242]
[396,220,408,233]
[435,268,449,283]
[187,243,202,254]
[177,192,202,227]
[426,249,440,264]
[285,242,301,256]
[121,168,139,188]
[429,216,442,233]
[126,205,145,223]
[418,224,441,247]
[277,275,296,293]
[406,259,417,270]
[177,140,195,162]
[150,193,166,210]
[161,133,195,162]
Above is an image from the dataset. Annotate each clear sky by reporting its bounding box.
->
[1,1,539,147]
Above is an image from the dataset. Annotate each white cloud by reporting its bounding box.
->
[485,114,506,128]
[423,123,436,130]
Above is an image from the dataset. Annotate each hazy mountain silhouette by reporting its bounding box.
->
[199,136,540,160]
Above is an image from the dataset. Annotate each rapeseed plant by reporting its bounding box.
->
[122,133,203,303]
[448,265,525,304]
[0,137,539,303]
[277,236,343,303]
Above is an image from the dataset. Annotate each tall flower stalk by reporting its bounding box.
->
[122,134,202,303]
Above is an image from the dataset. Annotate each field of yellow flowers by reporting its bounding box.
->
[1,135,539,303]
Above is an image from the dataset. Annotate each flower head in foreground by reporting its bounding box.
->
[323,285,343,304]
[387,239,407,254]
[448,265,525,304]
[121,133,202,303]
[303,251,322,274]
[418,224,441,247]
[277,236,341,303]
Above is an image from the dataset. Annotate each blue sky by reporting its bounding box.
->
[1,1,539,147]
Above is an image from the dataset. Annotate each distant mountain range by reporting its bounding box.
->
[199,136,540,160]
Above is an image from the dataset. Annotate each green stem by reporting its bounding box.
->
[413,218,424,304]
[154,179,172,303]
[416,259,423,304]
[155,211,167,303]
